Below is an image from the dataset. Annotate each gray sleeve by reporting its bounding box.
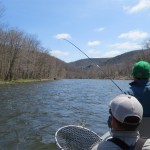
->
[97,140,122,150]
[142,139,150,150]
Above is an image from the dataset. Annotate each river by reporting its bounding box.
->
[0,79,131,150]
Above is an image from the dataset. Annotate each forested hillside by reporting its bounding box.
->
[68,49,150,79]
[0,26,70,81]
[1,24,150,81]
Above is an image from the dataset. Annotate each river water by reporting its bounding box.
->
[0,79,131,150]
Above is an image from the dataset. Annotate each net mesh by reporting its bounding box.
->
[55,125,101,150]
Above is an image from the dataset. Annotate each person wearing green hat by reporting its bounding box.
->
[124,60,150,138]
[132,61,150,79]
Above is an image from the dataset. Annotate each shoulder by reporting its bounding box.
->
[123,89,134,95]
[142,139,150,150]
[96,139,122,150]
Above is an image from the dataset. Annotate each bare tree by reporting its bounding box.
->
[4,29,24,81]
[144,39,150,49]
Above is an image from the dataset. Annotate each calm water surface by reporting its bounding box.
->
[0,79,131,150]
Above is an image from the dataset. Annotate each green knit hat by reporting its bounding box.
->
[132,61,150,79]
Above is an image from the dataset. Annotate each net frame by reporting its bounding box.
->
[55,125,101,150]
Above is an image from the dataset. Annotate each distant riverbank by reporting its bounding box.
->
[0,77,131,85]
[0,79,54,84]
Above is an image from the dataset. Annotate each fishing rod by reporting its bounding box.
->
[63,38,123,93]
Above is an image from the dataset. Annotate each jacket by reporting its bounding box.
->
[91,130,150,150]
[124,80,150,117]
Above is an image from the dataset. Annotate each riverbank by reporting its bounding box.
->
[0,77,131,85]
[0,79,54,84]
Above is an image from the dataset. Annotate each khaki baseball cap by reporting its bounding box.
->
[109,94,143,125]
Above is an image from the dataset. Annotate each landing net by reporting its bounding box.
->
[55,125,101,150]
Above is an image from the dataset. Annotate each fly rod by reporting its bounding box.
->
[63,38,123,93]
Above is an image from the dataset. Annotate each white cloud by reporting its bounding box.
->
[86,49,121,58]
[110,42,142,50]
[102,50,121,58]
[54,33,71,39]
[118,30,148,40]
[50,50,69,56]
[87,49,102,55]
[87,40,101,46]
[102,42,143,58]
[96,27,105,32]
[125,0,150,13]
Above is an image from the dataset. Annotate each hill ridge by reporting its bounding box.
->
[69,49,148,69]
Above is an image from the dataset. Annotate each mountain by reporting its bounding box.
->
[69,58,109,69]
[69,49,149,69]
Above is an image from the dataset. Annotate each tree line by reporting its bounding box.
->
[67,48,150,80]
[0,25,70,81]
[1,24,150,81]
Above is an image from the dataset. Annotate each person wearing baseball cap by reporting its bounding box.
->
[124,61,150,137]
[92,94,150,150]
[132,61,150,79]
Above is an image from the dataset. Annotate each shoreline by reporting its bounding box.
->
[0,79,55,85]
[0,77,132,85]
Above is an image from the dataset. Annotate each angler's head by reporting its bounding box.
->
[132,61,150,79]
[108,94,143,131]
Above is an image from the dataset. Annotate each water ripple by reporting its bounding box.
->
[0,79,130,150]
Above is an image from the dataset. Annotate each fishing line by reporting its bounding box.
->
[63,38,123,93]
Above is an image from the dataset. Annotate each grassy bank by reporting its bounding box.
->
[0,79,53,84]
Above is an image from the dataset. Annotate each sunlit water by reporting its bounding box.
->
[0,79,131,150]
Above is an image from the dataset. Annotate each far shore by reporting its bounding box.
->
[0,79,56,85]
[0,77,132,85]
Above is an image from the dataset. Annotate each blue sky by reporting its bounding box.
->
[0,0,150,62]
